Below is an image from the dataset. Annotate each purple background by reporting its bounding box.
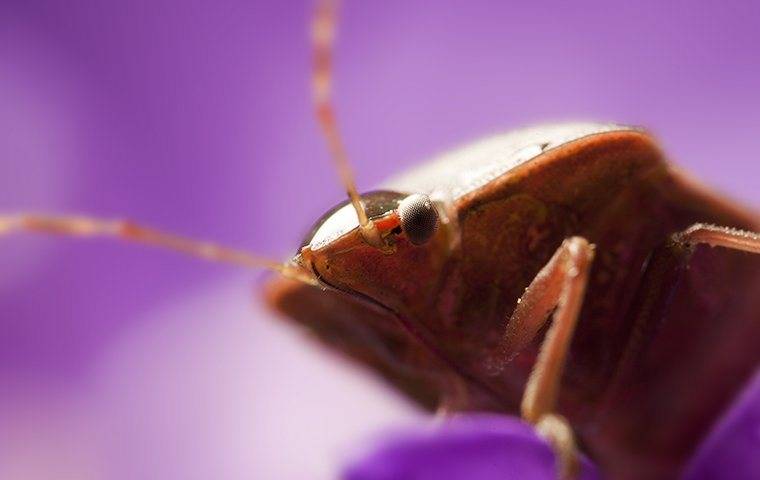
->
[1,1,759,478]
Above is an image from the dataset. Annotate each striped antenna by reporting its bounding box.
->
[0,213,318,285]
[312,0,384,249]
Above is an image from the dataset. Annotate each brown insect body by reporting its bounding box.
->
[266,123,760,479]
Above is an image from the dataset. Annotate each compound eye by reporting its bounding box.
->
[398,193,439,245]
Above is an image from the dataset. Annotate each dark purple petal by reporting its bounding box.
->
[683,370,760,480]
[342,414,599,480]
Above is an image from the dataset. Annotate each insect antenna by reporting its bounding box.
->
[0,213,317,285]
[312,0,385,249]
[0,4,374,286]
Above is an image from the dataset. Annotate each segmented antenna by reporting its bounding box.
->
[312,0,384,249]
[0,214,317,285]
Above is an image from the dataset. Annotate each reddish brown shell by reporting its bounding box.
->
[265,123,760,478]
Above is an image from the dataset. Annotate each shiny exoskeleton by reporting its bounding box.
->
[266,123,760,479]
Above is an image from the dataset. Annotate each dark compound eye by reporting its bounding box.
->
[398,193,439,245]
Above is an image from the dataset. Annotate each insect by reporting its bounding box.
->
[3,1,759,479]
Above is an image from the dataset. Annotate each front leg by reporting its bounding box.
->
[519,237,594,425]
[489,236,595,479]
[494,225,759,479]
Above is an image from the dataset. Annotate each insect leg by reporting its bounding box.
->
[498,237,595,479]
[605,222,760,405]
[615,222,760,377]
[674,223,760,254]
[0,213,316,284]
[535,414,580,480]
[519,238,594,420]
[590,222,760,469]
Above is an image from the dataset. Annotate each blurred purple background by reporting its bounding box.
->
[1,0,759,478]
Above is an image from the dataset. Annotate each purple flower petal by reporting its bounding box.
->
[683,369,760,480]
[342,414,599,480]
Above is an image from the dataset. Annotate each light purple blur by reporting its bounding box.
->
[1,1,759,478]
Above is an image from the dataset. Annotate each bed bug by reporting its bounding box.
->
[3,1,760,479]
